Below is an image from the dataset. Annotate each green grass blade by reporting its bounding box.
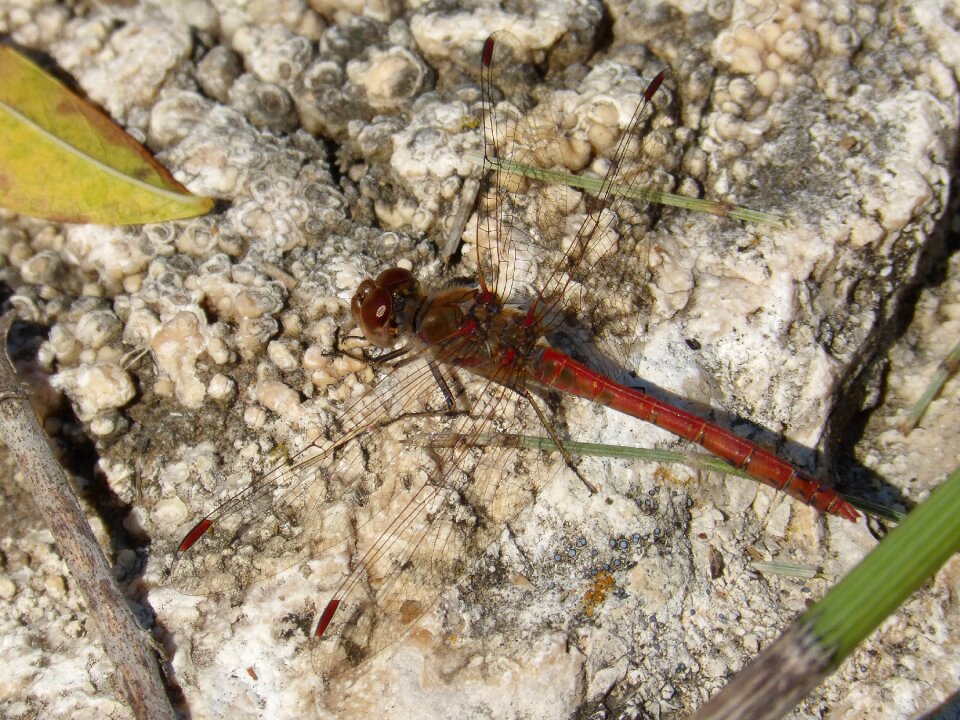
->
[899,336,960,433]
[847,496,905,523]
[465,152,786,227]
[420,431,756,478]
[803,463,960,664]
[693,464,960,720]
[751,562,821,579]
[422,432,878,519]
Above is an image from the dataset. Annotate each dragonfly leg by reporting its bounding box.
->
[331,324,411,365]
[367,345,412,364]
[346,343,411,366]
[428,358,456,412]
[515,385,599,494]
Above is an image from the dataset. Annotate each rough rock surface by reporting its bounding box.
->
[0,1,957,719]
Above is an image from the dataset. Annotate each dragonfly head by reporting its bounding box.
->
[351,267,421,347]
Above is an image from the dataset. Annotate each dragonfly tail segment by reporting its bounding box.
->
[532,348,860,522]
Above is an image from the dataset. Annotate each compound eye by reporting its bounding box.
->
[351,279,377,323]
[357,286,394,347]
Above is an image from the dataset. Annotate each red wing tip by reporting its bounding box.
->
[644,70,668,101]
[315,599,340,638]
[482,36,496,67]
[178,518,213,552]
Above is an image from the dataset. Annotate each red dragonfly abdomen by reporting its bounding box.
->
[531,347,859,521]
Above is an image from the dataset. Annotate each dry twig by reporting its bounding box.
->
[0,311,175,720]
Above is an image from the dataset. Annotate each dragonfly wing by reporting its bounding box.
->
[168,351,461,595]
[478,33,676,372]
[312,365,566,679]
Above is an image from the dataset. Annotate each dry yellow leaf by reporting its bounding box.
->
[0,46,214,224]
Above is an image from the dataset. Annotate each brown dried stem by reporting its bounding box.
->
[690,622,833,720]
[0,311,175,720]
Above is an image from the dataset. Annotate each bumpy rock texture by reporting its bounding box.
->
[0,0,957,719]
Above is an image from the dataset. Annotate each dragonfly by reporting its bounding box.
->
[171,33,859,680]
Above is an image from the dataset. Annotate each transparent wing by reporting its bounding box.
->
[168,349,461,595]
[311,348,563,679]
[478,32,676,371]
[169,326,564,677]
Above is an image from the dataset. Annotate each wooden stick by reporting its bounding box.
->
[0,311,175,720]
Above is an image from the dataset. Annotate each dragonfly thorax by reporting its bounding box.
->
[415,286,482,347]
